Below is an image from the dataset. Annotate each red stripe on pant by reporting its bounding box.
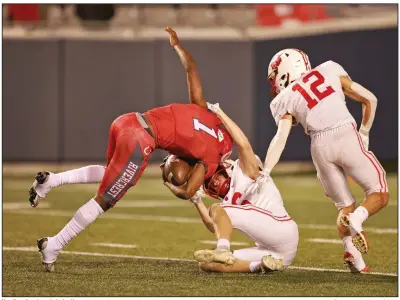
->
[220,204,292,222]
[351,124,386,193]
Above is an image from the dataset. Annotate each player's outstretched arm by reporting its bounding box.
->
[244,114,292,195]
[262,114,292,174]
[165,27,207,109]
[163,162,206,200]
[194,201,215,233]
[208,103,259,179]
[340,76,377,150]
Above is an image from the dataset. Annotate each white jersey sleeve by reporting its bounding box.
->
[223,160,288,216]
[270,60,356,135]
[324,60,349,77]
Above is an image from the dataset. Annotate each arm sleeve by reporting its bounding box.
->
[263,118,292,173]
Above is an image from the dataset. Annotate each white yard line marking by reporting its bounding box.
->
[288,265,397,277]
[116,200,189,208]
[3,246,397,277]
[3,202,51,209]
[307,238,342,244]
[91,243,137,249]
[5,209,397,234]
[282,196,398,206]
[200,240,250,246]
[298,223,397,234]
[3,247,194,262]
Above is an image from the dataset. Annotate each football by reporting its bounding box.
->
[162,155,193,186]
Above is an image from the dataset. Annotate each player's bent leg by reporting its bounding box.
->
[37,120,155,272]
[209,204,233,249]
[199,259,252,273]
[234,247,288,272]
[340,127,389,253]
[28,166,106,208]
[97,130,153,210]
[37,198,104,272]
[198,256,283,274]
[311,149,363,258]
[194,204,236,265]
[199,258,273,274]
[221,204,298,268]
[194,249,236,265]
[358,192,389,218]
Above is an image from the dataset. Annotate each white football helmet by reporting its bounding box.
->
[267,49,312,96]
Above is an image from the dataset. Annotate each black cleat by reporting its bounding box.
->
[37,237,55,272]
[28,172,50,208]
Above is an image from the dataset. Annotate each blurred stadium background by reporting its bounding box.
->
[2,3,398,297]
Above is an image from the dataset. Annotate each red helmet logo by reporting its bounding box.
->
[270,55,282,71]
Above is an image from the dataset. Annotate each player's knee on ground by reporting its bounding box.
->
[199,262,213,272]
[199,262,229,273]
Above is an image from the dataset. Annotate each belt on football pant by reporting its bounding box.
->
[136,113,153,138]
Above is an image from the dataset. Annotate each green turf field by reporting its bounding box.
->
[2,171,398,297]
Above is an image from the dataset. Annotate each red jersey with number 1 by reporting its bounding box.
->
[270,61,355,135]
[144,103,232,179]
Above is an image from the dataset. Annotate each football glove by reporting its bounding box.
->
[190,186,205,204]
[244,170,271,195]
[207,102,220,114]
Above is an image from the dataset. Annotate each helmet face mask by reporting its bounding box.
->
[267,49,311,96]
[204,165,231,200]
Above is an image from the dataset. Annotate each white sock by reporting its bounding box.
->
[54,199,104,251]
[249,261,262,273]
[51,165,105,188]
[217,238,231,250]
[352,206,369,224]
[343,236,356,252]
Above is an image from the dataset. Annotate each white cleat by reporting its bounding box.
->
[340,213,369,254]
[344,251,370,274]
[37,237,60,272]
[28,172,52,208]
[194,248,236,265]
[261,255,285,272]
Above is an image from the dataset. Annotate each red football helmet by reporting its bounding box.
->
[204,164,231,200]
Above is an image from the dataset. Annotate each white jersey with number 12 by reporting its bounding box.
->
[270,60,356,135]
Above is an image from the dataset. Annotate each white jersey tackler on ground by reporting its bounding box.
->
[219,159,298,267]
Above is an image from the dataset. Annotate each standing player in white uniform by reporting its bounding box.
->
[190,102,298,273]
[247,49,388,273]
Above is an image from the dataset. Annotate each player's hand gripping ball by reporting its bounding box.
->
[161,155,193,186]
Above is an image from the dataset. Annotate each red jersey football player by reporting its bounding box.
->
[31,27,232,272]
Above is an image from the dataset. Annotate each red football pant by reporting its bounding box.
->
[98,112,155,208]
